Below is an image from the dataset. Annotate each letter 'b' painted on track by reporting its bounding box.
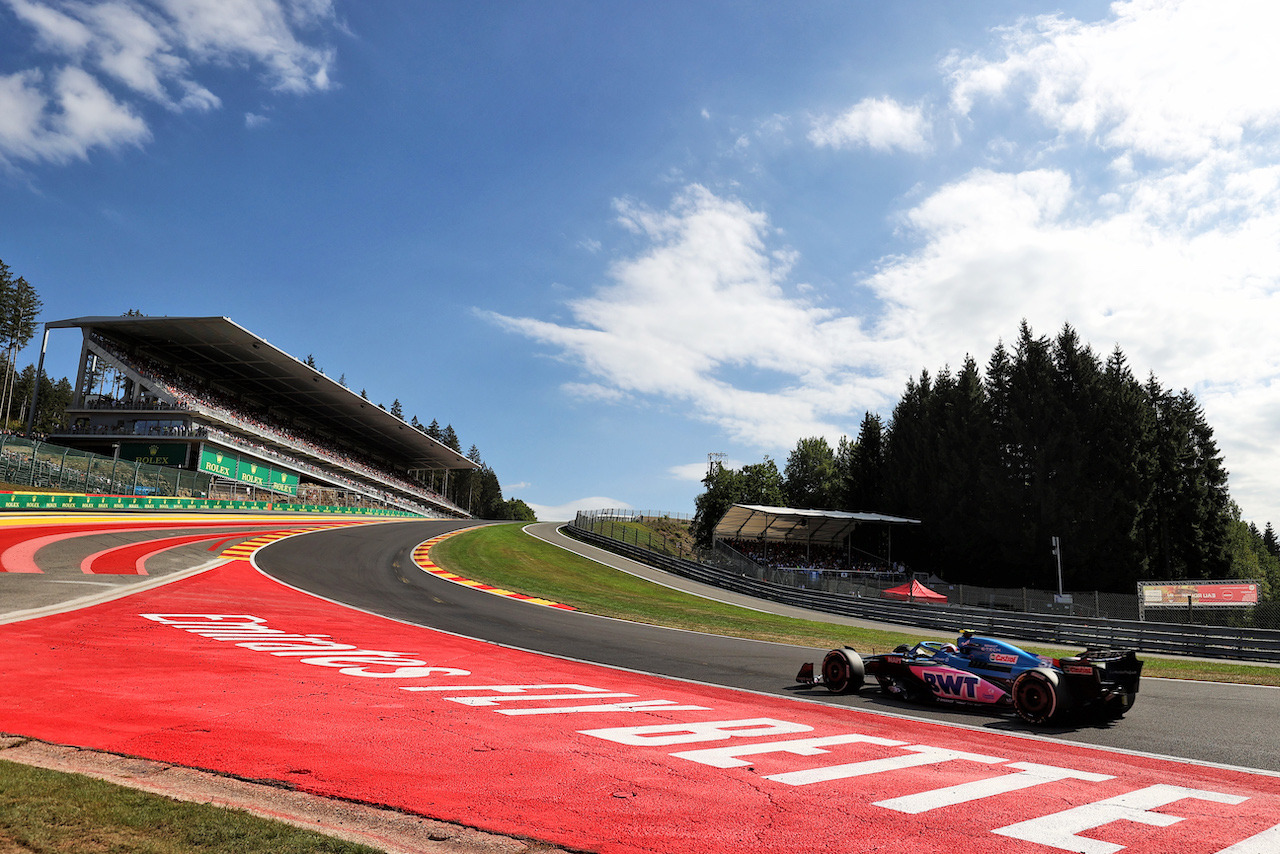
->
[580,718,813,747]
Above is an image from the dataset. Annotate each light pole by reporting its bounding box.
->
[1051,535,1063,595]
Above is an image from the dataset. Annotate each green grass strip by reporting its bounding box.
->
[0,758,381,853]
[430,523,1280,687]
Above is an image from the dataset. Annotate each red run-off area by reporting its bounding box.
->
[1,558,1278,854]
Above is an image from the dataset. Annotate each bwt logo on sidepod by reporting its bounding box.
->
[917,668,980,699]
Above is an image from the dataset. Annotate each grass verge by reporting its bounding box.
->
[0,758,380,854]
[430,523,1280,687]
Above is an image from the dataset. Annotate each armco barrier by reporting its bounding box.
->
[565,526,1280,664]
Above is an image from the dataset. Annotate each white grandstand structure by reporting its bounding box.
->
[38,316,476,518]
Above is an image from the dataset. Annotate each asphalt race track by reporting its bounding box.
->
[6,513,1280,853]
[254,519,1280,774]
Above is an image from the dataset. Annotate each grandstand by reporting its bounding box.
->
[36,316,476,518]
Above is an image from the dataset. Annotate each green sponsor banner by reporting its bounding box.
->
[199,447,239,479]
[269,467,299,496]
[199,446,299,496]
[0,492,272,512]
[119,442,189,466]
[238,459,270,487]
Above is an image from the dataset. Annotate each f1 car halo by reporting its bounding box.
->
[796,630,1142,724]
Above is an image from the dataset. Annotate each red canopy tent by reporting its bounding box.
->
[882,579,947,603]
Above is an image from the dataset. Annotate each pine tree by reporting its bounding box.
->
[442,424,460,452]
[0,269,41,426]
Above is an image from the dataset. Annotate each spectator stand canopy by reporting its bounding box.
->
[36,315,476,517]
[715,504,921,545]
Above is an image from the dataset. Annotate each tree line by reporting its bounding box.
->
[695,321,1279,595]
[0,258,68,433]
[412,417,535,521]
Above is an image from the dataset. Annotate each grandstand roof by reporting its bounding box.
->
[714,504,921,545]
[49,315,476,472]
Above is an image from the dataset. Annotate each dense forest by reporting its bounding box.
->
[694,322,1280,595]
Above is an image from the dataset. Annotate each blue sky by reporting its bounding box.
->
[7,1,1280,527]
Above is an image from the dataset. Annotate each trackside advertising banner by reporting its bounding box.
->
[119,442,190,466]
[198,447,299,496]
[198,447,239,480]
[1140,582,1259,607]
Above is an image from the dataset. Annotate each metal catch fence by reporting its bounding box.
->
[0,434,213,498]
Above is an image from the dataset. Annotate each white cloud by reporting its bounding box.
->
[0,0,337,165]
[0,66,150,164]
[244,111,268,128]
[487,184,897,448]
[525,497,633,522]
[809,97,930,154]
[946,0,1280,162]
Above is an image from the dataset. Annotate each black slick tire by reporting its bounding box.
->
[821,648,865,694]
[1012,669,1061,724]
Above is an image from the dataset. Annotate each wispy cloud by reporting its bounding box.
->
[809,97,931,154]
[0,0,337,166]
[487,184,895,448]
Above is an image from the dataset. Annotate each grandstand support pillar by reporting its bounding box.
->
[24,325,51,438]
[73,333,91,407]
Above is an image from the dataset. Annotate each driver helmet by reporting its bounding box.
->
[940,643,957,654]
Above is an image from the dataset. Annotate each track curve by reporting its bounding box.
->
[254,519,1280,773]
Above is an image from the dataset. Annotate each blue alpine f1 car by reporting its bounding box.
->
[796,630,1142,724]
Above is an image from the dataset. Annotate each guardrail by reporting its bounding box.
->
[565,526,1280,665]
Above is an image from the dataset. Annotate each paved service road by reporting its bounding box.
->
[255,519,1280,774]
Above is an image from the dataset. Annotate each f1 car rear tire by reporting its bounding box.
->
[821,648,865,694]
[1012,669,1061,724]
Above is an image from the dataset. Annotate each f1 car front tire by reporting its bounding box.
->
[821,648,865,694]
[1012,669,1061,724]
